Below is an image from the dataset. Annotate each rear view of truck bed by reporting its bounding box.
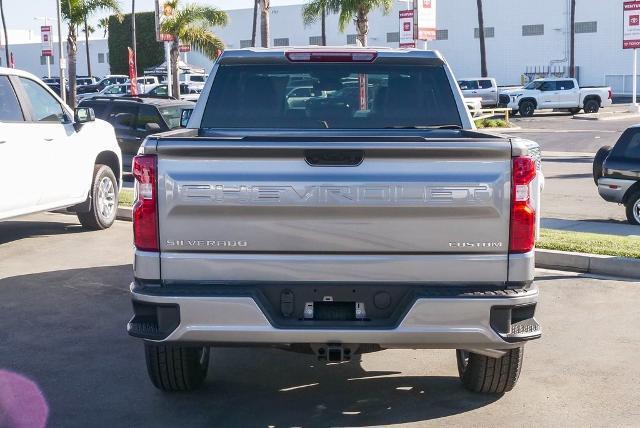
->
[127,48,542,395]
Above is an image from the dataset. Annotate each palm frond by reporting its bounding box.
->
[179,25,225,60]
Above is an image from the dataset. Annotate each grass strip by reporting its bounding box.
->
[538,228,640,259]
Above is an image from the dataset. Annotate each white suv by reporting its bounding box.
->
[0,67,122,229]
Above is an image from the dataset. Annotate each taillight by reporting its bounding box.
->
[285,51,378,62]
[132,154,158,252]
[509,156,536,253]
[608,90,613,100]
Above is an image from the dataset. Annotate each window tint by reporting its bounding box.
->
[151,85,169,97]
[478,80,493,89]
[0,76,24,121]
[108,104,138,130]
[80,102,109,119]
[19,77,67,123]
[136,105,163,131]
[540,81,556,91]
[612,129,640,161]
[458,80,479,90]
[159,106,187,129]
[202,64,462,129]
[558,80,575,90]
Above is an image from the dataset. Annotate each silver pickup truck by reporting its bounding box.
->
[127,48,543,394]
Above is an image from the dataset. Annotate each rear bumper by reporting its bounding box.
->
[128,282,540,349]
[597,177,635,203]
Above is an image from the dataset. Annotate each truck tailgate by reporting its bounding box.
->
[154,137,512,283]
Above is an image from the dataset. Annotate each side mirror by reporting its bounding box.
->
[74,106,95,124]
[145,122,162,132]
[180,108,193,128]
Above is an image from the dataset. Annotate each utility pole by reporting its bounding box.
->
[56,0,66,102]
[132,0,137,75]
[0,0,9,67]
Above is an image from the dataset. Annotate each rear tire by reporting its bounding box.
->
[144,343,210,392]
[625,191,640,226]
[456,348,524,394]
[584,99,600,114]
[77,164,118,230]
[519,100,535,117]
[592,146,612,185]
[511,109,519,117]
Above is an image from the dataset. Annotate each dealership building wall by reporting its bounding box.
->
[2,0,634,94]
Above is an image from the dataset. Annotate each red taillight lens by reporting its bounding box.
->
[608,90,613,100]
[132,154,158,252]
[285,51,378,62]
[510,156,536,253]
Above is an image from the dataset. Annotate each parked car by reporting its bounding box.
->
[78,97,193,170]
[0,67,122,229]
[593,127,640,225]
[286,86,325,109]
[500,78,612,117]
[144,84,200,102]
[77,74,129,95]
[458,77,498,107]
[128,48,543,394]
[179,73,208,92]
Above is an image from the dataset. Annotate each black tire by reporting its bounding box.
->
[511,109,519,117]
[144,343,210,392]
[625,191,640,226]
[456,348,524,394]
[77,164,119,230]
[584,99,600,114]
[519,100,535,117]
[569,108,581,115]
[592,146,612,185]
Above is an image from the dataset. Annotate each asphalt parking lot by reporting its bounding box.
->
[1,212,639,427]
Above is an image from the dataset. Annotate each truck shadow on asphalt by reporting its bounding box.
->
[0,218,86,245]
[0,265,500,427]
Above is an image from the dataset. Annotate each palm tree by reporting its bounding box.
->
[97,17,110,37]
[320,0,392,47]
[476,0,488,77]
[260,0,270,48]
[62,0,122,107]
[569,0,576,78]
[302,0,337,46]
[159,0,227,98]
[251,0,258,47]
[0,0,9,67]
[83,18,95,76]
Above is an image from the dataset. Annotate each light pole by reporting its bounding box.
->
[132,0,137,76]
[56,0,65,102]
[34,16,53,78]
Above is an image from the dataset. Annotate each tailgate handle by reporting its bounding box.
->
[305,150,364,167]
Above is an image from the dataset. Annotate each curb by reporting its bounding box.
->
[535,249,640,280]
[114,206,640,280]
[572,113,640,122]
[117,207,132,221]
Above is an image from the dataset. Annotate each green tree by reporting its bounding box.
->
[318,0,392,47]
[302,0,337,46]
[108,12,162,75]
[159,0,227,98]
[62,0,122,107]
[476,0,488,77]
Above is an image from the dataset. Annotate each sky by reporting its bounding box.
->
[2,0,303,36]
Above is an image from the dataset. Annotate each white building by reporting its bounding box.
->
[2,0,635,94]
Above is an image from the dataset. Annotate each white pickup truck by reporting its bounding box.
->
[499,78,612,117]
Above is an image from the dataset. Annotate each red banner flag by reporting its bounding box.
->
[128,47,138,96]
